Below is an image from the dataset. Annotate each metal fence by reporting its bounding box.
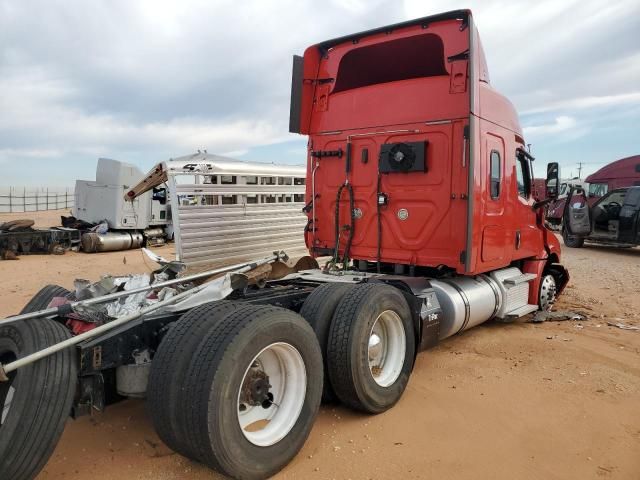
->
[0,187,74,213]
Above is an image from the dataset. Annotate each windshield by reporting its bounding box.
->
[589,183,608,197]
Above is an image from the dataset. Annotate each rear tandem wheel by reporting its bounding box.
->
[158,304,323,480]
[147,300,240,458]
[326,283,416,414]
[0,285,77,480]
[299,282,353,402]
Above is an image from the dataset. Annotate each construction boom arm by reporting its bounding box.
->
[124,163,168,201]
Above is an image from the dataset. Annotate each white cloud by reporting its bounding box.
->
[0,0,406,173]
[524,116,576,136]
[0,0,638,184]
[522,92,640,115]
[0,148,63,163]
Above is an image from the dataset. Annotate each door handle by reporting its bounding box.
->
[515,230,521,250]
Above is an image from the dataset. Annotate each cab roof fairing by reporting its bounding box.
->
[294,10,476,136]
[295,9,522,139]
[311,9,473,53]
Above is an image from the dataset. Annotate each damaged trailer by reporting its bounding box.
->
[125,152,309,267]
[1,10,570,480]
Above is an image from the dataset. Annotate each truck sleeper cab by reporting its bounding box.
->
[290,9,568,310]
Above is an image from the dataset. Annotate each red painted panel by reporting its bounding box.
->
[481,225,507,262]
[308,20,470,134]
[306,122,467,268]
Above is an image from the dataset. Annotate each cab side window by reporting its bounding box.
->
[516,152,531,198]
[490,150,501,199]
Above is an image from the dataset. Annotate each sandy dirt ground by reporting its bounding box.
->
[1,210,639,479]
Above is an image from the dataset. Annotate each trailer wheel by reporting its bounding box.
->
[300,282,352,402]
[562,227,584,248]
[148,300,239,458]
[182,305,322,479]
[327,283,415,414]
[0,319,76,480]
[20,284,71,313]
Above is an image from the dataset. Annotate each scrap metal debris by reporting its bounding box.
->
[0,219,35,231]
[0,219,80,259]
[606,321,639,331]
[56,258,192,331]
[530,310,587,323]
[142,247,170,265]
[105,274,152,317]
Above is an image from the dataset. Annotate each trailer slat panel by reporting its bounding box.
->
[167,161,308,265]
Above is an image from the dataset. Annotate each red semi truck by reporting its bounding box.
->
[585,154,640,193]
[545,155,640,228]
[291,9,567,306]
[0,10,568,480]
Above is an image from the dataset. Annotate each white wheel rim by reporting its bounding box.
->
[236,342,306,447]
[368,310,406,387]
[539,275,557,311]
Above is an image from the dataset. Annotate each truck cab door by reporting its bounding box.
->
[563,187,592,237]
[619,187,640,244]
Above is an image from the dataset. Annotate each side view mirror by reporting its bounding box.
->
[546,162,560,199]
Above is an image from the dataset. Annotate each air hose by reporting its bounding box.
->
[331,181,355,269]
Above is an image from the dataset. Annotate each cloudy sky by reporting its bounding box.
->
[1,0,638,186]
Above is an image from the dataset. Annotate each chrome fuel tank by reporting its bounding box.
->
[81,231,144,253]
[430,275,502,340]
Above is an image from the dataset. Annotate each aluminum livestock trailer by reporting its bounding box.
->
[0,10,568,480]
[125,152,308,266]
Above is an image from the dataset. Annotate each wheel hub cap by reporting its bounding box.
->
[539,275,557,311]
[368,310,406,387]
[241,369,272,407]
[236,342,306,447]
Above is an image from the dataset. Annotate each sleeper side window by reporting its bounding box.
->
[490,150,501,199]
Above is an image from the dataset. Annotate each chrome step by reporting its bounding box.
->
[503,273,537,286]
[506,304,539,319]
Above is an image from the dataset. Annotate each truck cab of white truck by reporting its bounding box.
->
[74,158,170,231]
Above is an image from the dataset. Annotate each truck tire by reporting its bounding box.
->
[562,227,584,248]
[182,304,323,479]
[20,285,71,313]
[326,283,415,414]
[147,300,239,458]
[0,319,76,480]
[300,282,352,402]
